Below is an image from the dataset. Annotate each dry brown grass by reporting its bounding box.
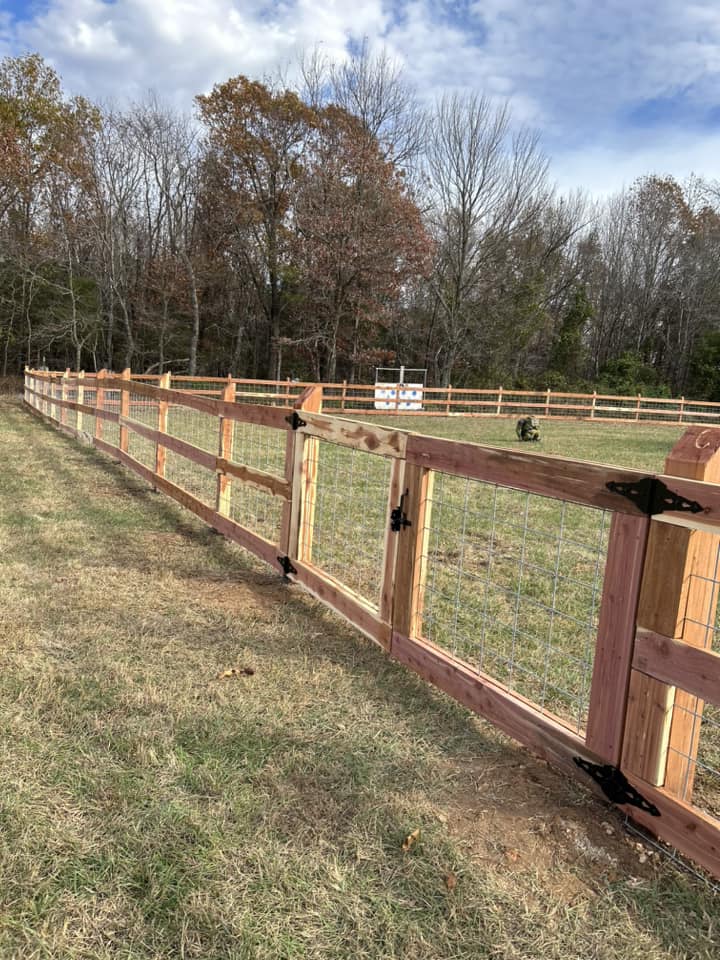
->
[1,398,718,959]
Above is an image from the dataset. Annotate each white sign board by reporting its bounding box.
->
[374,382,424,411]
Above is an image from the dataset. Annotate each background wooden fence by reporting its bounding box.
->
[23,368,720,880]
[29,369,720,425]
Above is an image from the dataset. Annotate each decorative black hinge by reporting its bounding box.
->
[390,489,412,532]
[285,411,307,431]
[606,477,704,517]
[574,758,660,816]
[277,555,297,578]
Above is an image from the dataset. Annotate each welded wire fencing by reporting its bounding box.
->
[22,367,720,881]
[30,369,720,425]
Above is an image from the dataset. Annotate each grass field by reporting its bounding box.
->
[6,397,720,958]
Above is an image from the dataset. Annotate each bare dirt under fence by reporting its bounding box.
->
[1,398,718,959]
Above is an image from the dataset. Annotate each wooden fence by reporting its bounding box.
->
[23,367,720,879]
[30,369,720,425]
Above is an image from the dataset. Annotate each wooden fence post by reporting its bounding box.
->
[280,384,323,562]
[215,379,236,516]
[635,393,641,422]
[591,391,597,419]
[585,513,650,763]
[76,370,85,434]
[95,370,106,441]
[545,388,551,416]
[622,426,720,798]
[445,385,452,415]
[679,397,685,424]
[496,386,503,416]
[341,379,348,413]
[61,369,70,427]
[119,368,131,453]
[390,463,434,648]
[155,371,171,481]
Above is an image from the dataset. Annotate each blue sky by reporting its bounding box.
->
[2,0,720,195]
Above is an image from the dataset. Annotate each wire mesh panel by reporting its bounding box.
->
[127,391,159,429]
[300,440,393,608]
[127,431,156,470]
[229,480,282,543]
[418,472,610,732]
[102,389,121,447]
[666,697,720,820]
[166,405,218,455]
[231,421,286,476]
[164,449,216,506]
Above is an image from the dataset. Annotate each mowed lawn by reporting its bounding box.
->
[0,398,718,960]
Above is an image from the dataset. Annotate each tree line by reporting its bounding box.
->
[3,49,720,398]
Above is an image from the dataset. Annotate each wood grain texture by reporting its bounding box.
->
[633,629,720,709]
[103,376,290,429]
[586,512,650,763]
[300,412,407,458]
[119,368,131,452]
[216,380,236,516]
[391,464,434,645]
[405,433,649,513]
[155,371,171,479]
[623,427,720,794]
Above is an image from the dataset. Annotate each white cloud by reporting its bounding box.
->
[3,0,720,195]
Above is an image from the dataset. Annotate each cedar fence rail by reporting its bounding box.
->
[23,367,720,879]
[25,370,720,425]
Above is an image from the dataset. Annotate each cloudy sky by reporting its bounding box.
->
[1,0,719,196]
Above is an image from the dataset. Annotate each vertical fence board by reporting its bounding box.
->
[95,370,106,441]
[623,427,720,793]
[216,379,236,516]
[586,512,650,762]
[391,464,434,646]
[119,368,131,453]
[155,371,171,480]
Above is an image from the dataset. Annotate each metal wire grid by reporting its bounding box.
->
[231,421,286,476]
[683,542,720,655]
[102,389,121,447]
[299,439,393,608]
[229,478,282,543]
[418,473,610,732]
[666,699,720,820]
[166,405,219,456]
[164,449,216,507]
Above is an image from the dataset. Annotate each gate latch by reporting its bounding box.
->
[390,489,412,533]
[574,758,660,816]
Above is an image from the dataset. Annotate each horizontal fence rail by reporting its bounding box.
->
[31,369,720,426]
[23,368,720,880]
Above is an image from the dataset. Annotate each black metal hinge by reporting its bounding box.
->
[285,411,307,431]
[277,555,297,579]
[390,489,412,532]
[606,477,704,517]
[574,758,660,816]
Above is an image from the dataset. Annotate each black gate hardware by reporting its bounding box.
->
[573,758,660,816]
[277,555,297,579]
[606,477,704,517]
[390,489,412,533]
[285,411,307,430]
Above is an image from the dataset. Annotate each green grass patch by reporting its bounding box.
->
[2,400,718,958]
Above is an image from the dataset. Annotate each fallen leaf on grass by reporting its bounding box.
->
[402,829,420,853]
[216,666,255,680]
[445,872,457,892]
